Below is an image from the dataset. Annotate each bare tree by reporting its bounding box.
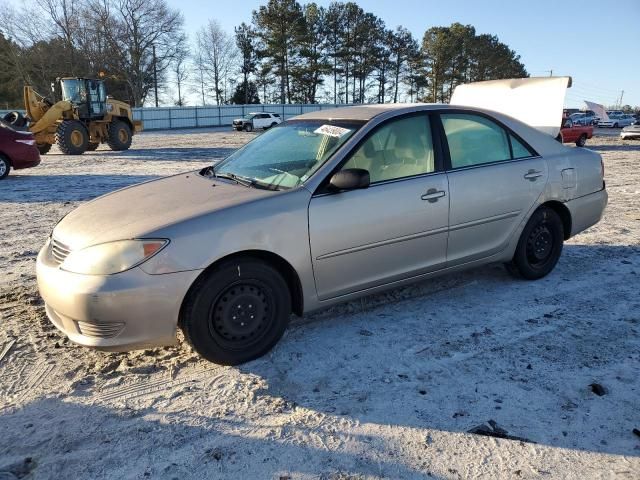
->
[89,0,186,106]
[171,38,189,106]
[196,20,236,105]
[33,0,81,71]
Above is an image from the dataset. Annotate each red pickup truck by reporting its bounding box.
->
[557,117,593,147]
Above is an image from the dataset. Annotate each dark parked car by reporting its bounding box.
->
[0,120,41,179]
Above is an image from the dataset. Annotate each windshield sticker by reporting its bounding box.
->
[314,124,351,138]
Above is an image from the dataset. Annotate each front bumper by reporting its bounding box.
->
[13,147,41,170]
[36,241,202,351]
[621,131,640,139]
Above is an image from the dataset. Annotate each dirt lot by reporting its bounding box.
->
[0,129,639,479]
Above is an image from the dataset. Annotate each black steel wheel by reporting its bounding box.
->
[181,259,291,365]
[505,207,564,280]
[209,280,275,349]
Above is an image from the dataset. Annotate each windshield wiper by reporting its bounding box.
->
[214,171,278,190]
[210,171,247,186]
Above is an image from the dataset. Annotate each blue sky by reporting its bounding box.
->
[173,0,638,107]
[7,0,638,106]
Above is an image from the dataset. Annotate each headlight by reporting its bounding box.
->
[60,239,168,275]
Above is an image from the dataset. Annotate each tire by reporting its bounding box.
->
[244,123,253,132]
[107,120,132,151]
[3,111,26,128]
[613,123,619,128]
[0,155,10,180]
[270,122,277,128]
[87,142,99,151]
[505,207,564,280]
[555,134,563,143]
[180,259,292,365]
[55,120,89,155]
[576,134,587,147]
[37,143,51,155]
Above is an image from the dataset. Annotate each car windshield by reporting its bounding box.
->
[211,120,362,190]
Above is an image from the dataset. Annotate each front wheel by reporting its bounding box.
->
[576,134,587,147]
[180,259,292,365]
[55,120,88,155]
[613,123,619,128]
[505,207,564,280]
[244,123,253,132]
[107,120,132,151]
[0,155,10,180]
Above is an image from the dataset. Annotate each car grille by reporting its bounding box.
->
[50,238,71,265]
[75,320,125,338]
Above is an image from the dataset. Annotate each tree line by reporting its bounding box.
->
[0,0,529,108]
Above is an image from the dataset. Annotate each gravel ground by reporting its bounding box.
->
[0,128,639,479]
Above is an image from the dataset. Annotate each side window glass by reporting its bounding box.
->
[342,115,435,183]
[510,135,534,159]
[441,114,511,168]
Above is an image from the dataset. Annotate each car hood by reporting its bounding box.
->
[53,172,271,250]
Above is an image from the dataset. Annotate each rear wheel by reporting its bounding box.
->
[55,120,88,155]
[107,120,132,151]
[0,155,10,180]
[37,143,51,155]
[181,259,292,365]
[576,134,587,147]
[505,207,564,280]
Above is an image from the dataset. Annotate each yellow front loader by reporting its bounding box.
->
[4,78,142,155]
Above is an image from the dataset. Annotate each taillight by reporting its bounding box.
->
[15,139,36,146]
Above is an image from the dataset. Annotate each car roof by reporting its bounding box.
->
[292,103,452,121]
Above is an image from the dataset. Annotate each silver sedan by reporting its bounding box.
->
[37,103,607,364]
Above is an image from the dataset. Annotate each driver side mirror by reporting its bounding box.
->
[329,168,370,191]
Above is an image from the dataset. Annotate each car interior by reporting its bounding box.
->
[343,116,435,183]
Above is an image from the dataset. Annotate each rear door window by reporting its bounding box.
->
[441,113,533,168]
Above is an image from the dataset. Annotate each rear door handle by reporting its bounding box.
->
[421,189,446,203]
[524,169,543,181]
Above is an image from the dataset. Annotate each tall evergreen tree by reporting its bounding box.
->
[252,0,306,104]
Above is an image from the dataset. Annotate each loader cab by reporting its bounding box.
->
[59,78,107,119]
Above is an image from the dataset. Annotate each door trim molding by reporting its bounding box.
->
[449,210,521,232]
[316,226,449,260]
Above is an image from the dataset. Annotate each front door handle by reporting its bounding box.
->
[421,189,446,203]
[524,169,543,181]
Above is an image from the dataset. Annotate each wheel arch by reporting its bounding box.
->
[113,116,134,132]
[180,250,304,320]
[540,200,572,240]
[0,152,12,167]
